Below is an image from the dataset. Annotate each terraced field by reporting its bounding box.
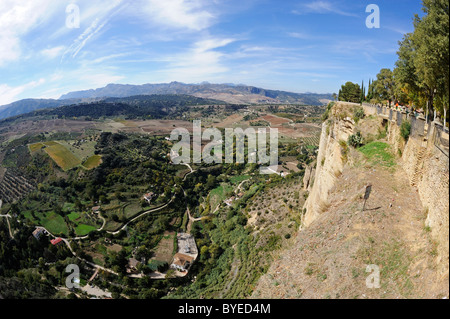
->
[28,142,45,152]
[301,134,321,146]
[0,170,35,203]
[82,155,102,170]
[43,142,81,171]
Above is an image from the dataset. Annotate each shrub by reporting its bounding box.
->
[348,132,363,148]
[321,102,335,121]
[400,121,411,141]
[353,107,365,123]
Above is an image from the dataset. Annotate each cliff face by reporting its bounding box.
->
[302,117,352,226]
[253,102,449,299]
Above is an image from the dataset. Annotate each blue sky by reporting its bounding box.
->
[0,0,423,105]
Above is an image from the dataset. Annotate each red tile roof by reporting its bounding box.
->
[51,238,63,245]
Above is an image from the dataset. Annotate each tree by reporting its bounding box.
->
[411,0,449,120]
[394,33,422,106]
[338,82,362,103]
[361,80,365,104]
[375,68,396,106]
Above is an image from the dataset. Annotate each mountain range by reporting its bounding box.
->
[0,82,333,120]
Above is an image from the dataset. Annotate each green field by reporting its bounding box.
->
[123,201,144,219]
[44,142,82,171]
[75,224,98,236]
[43,141,60,146]
[210,183,233,208]
[82,155,102,170]
[67,212,80,222]
[40,211,69,235]
[230,175,250,184]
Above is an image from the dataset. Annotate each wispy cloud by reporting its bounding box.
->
[62,18,109,60]
[293,1,357,17]
[41,46,66,59]
[60,0,126,62]
[141,0,215,31]
[287,32,311,40]
[0,78,46,105]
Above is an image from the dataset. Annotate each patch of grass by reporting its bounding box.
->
[210,183,233,207]
[304,263,317,276]
[123,201,144,219]
[95,244,108,255]
[42,141,59,146]
[358,141,395,167]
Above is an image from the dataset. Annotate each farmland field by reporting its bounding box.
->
[75,224,98,236]
[82,155,102,170]
[40,211,68,235]
[44,142,81,171]
[151,231,176,263]
[209,183,233,208]
[28,142,44,152]
[230,175,250,184]
[67,212,80,222]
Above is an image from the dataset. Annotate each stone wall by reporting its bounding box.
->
[401,122,449,277]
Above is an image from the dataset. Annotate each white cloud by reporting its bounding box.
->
[0,78,46,106]
[41,46,66,59]
[0,0,54,66]
[141,0,215,31]
[157,37,235,82]
[287,32,311,39]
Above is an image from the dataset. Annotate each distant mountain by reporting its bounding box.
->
[0,82,332,121]
[60,82,332,105]
[0,95,227,122]
[0,98,101,120]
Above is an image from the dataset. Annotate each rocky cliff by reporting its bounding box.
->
[253,102,449,299]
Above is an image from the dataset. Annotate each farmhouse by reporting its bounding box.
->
[127,258,141,274]
[32,227,46,240]
[171,253,194,272]
[224,196,235,206]
[143,192,155,203]
[51,237,64,246]
[91,206,101,213]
